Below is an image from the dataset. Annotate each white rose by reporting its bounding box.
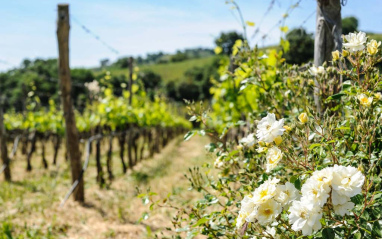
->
[357,93,373,107]
[240,133,256,147]
[333,201,355,216]
[343,31,367,52]
[309,66,325,76]
[288,199,323,236]
[256,113,285,143]
[332,165,365,198]
[265,146,283,172]
[300,178,330,207]
[275,182,300,207]
[251,177,280,204]
[256,199,282,225]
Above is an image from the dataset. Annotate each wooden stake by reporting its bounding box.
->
[57,4,84,202]
[128,57,134,105]
[314,0,342,114]
[0,96,11,181]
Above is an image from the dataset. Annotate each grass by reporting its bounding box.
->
[139,56,216,82]
[367,32,382,42]
[0,135,210,238]
[95,56,217,83]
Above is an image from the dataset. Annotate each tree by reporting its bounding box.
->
[177,82,201,101]
[140,70,162,90]
[114,57,130,68]
[139,70,162,100]
[215,31,244,55]
[165,81,178,100]
[170,50,188,62]
[284,28,314,65]
[342,16,358,35]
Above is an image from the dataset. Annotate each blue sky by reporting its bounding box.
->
[0,0,381,71]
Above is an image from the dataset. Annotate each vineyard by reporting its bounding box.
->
[1,1,382,239]
[2,89,191,182]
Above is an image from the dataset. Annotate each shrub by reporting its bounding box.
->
[142,32,382,238]
[284,28,314,65]
[215,31,244,55]
[342,16,358,35]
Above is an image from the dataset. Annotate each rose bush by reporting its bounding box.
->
[142,32,382,239]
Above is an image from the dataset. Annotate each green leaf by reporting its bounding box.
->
[336,126,350,130]
[193,218,208,227]
[322,228,335,239]
[342,80,352,88]
[327,92,346,100]
[189,115,197,122]
[294,178,302,191]
[146,226,152,237]
[372,221,382,238]
[353,231,362,239]
[175,227,189,232]
[139,212,149,222]
[137,193,146,198]
[239,84,247,92]
[309,143,321,149]
[290,176,298,184]
[236,120,246,126]
[205,143,217,152]
[351,194,363,205]
[184,131,195,141]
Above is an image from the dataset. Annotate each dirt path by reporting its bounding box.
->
[0,136,210,238]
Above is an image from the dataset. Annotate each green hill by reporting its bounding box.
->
[96,56,217,83]
[140,56,216,83]
[367,32,382,42]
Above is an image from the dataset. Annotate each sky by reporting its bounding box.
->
[0,0,381,71]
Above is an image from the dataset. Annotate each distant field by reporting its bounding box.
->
[367,32,382,42]
[96,56,216,83]
[140,56,216,82]
[94,33,382,84]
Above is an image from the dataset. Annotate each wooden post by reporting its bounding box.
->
[95,126,105,187]
[26,131,36,171]
[118,132,127,173]
[128,57,133,105]
[52,135,61,165]
[0,96,11,181]
[41,137,48,169]
[57,4,84,202]
[106,135,114,181]
[314,0,342,114]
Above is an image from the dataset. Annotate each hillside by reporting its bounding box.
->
[95,56,217,83]
[367,32,382,42]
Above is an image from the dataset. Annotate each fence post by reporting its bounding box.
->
[0,95,11,181]
[128,57,134,105]
[57,4,84,203]
[314,0,342,114]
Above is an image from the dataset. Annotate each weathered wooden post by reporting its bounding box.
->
[118,132,127,173]
[128,57,134,105]
[314,0,342,114]
[57,4,84,202]
[0,95,11,181]
[106,135,114,181]
[95,126,105,187]
[127,57,135,168]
